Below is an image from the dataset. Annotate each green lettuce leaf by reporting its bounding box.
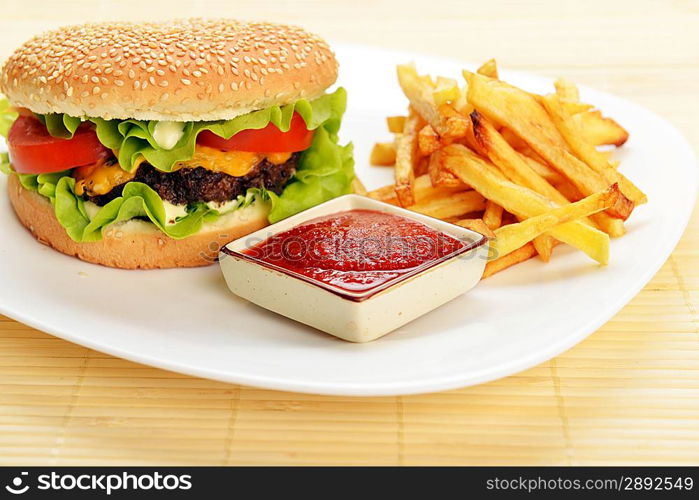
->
[40,88,348,173]
[0,153,9,175]
[15,171,266,242]
[1,99,15,173]
[3,89,354,241]
[38,113,83,139]
[0,98,18,139]
[267,126,354,223]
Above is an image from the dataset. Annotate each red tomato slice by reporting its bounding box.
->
[8,115,111,174]
[197,112,314,153]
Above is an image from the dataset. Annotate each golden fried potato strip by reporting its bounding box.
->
[483,243,537,279]
[477,59,499,79]
[370,142,396,166]
[491,184,629,259]
[572,110,629,147]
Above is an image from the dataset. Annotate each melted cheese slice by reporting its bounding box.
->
[174,147,291,177]
[74,147,293,197]
[74,161,136,196]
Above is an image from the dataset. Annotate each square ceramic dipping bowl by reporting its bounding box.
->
[219,194,489,343]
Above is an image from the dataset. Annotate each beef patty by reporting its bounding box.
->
[86,152,300,206]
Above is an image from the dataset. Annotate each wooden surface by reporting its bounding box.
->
[1,0,698,465]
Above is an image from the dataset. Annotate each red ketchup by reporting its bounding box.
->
[243,209,467,295]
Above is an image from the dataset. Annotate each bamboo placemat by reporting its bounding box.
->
[1,0,699,466]
[1,204,697,465]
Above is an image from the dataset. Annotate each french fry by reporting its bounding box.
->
[368,184,399,203]
[437,103,471,139]
[455,218,496,239]
[386,115,406,133]
[591,212,626,238]
[521,154,566,185]
[407,190,486,220]
[441,144,610,264]
[542,94,646,205]
[465,71,629,221]
[531,234,555,262]
[397,64,468,139]
[433,76,460,106]
[491,184,629,258]
[516,144,548,165]
[394,133,415,206]
[452,86,471,116]
[415,156,430,176]
[554,179,584,202]
[551,182,623,237]
[351,176,368,196]
[572,110,629,147]
[499,127,528,150]
[483,243,537,279]
[428,149,464,188]
[368,174,466,205]
[393,112,422,206]
[482,200,504,230]
[477,58,499,79]
[559,100,594,115]
[554,78,580,101]
[370,142,396,166]
[397,64,447,134]
[418,125,441,156]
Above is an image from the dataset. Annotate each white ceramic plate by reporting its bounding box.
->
[0,44,696,396]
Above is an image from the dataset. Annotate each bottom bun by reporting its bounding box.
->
[7,174,270,269]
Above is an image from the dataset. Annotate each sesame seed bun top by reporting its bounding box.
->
[0,19,339,122]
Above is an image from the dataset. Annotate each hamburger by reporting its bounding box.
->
[0,19,354,269]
